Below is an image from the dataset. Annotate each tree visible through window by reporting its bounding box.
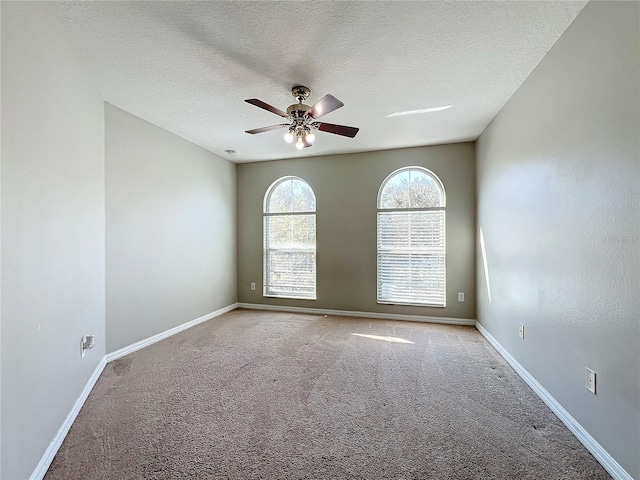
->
[264,177,316,299]
[377,167,446,306]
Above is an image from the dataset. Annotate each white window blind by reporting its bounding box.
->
[377,168,446,306]
[264,177,316,299]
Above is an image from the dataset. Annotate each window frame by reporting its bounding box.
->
[263,176,317,300]
[376,166,446,307]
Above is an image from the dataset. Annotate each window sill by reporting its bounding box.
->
[263,295,317,301]
[377,301,446,308]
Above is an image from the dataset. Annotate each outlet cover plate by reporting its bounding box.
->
[458,292,465,302]
[585,368,596,394]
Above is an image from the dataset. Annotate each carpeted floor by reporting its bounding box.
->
[45,309,610,479]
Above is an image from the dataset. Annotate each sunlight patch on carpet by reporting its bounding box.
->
[351,333,414,344]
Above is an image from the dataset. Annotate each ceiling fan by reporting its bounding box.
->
[244,86,359,150]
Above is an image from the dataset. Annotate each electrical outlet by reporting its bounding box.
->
[250,282,256,291]
[585,368,596,394]
[458,292,465,302]
[519,324,525,340]
[81,334,95,359]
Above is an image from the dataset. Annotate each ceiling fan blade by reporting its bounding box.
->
[306,94,344,119]
[317,122,359,138]
[245,99,288,118]
[245,124,289,134]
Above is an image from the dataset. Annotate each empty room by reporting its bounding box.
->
[1,1,638,479]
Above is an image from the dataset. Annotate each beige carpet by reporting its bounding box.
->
[46,309,610,479]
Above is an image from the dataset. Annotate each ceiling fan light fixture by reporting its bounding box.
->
[284,130,294,143]
[386,105,452,117]
[295,136,305,150]
[305,131,315,144]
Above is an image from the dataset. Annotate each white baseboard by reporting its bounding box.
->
[238,302,475,326]
[106,303,238,362]
[475,322,633,480]
[30,356,107,480]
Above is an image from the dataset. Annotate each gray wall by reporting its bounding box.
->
[476,1,639,477]
[238,143,476,320]
[105,103,237,352]
[1,3,106,479]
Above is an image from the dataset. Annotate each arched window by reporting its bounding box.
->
[377,167,446,306]
[264,176,316,299]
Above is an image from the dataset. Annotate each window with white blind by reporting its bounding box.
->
[264,176,316,299]
[377,167,446,306]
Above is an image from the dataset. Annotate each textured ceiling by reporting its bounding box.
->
[55,1,586,163]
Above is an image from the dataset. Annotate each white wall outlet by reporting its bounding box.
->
[519,324,525,340]
[250,282,256,291]
[81,334,95,359]
[458,292,465,302]
[585,368,596,394]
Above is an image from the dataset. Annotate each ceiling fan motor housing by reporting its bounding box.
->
[286,104,311,116]
[287,87,316,135]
